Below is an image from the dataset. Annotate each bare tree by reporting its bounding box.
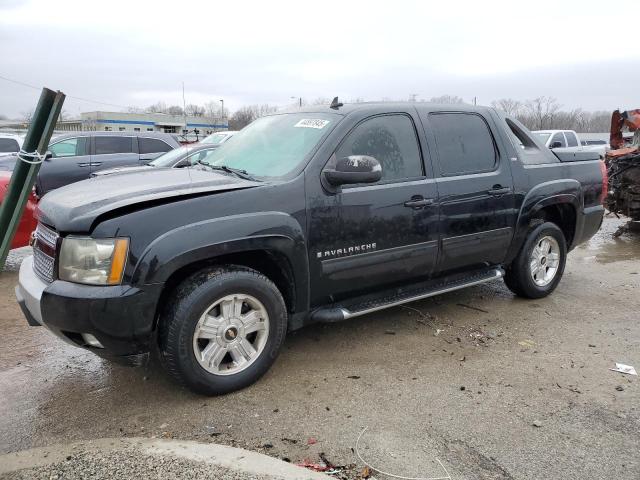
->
[166,105,184,116]
[228,104,278,130]
[204,101,222,118]
[184,104,205,117]
[491,98,522,116]
[21,109,34,123]
[127,106,144,114]
[522,96,561,130]
[145,102,168,114]
[429,95,465,104]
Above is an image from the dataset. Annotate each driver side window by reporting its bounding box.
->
[334,115,424,184]
[551,132,567,148]
[49,137,87,158]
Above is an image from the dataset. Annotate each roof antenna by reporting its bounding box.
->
[330,96,343,110]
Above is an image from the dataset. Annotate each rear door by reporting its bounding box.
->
[138,137,174,164]
[90,136,138,173]
[38,136,91,194]
[420,110,516,274]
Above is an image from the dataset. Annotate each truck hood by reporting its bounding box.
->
[38,167,262,232]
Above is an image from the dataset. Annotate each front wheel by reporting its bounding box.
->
[159,266,287,395]
[504,222,567,299]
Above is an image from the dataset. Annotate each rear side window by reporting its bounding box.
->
[550,132,567,148]
[430,113,497,175]
[139,137,172,154]
[94,136,134,155]
[0,138,19,153]
[565,132,578,147]
[335,114,424,184]
[49,137,87,157]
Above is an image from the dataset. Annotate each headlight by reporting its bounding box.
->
[59,237,129,285]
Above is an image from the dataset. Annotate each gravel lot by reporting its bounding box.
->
[1,216,638,479]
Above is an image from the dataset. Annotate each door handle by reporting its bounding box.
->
[487,187,511,196]
[90,162,102,167]
[404,196,434,209]
[77,162,91,167]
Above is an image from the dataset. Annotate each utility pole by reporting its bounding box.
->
[182,82,187,135]
[220,99,224,121]
[0,88,65,269]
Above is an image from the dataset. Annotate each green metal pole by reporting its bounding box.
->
[0,88,65,271]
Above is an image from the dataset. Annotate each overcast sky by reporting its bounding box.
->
[1,0,638,118]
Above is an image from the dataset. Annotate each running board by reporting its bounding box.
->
[311,268,504,323]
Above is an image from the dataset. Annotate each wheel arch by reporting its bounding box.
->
[506,180,582,264]
[129,212,309,330]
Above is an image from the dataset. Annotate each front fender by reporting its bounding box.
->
[131,211,309,311]
[506,179,582,263]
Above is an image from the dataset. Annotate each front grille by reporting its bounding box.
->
[32,222,58,282]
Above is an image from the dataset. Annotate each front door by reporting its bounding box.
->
[420,110,515,274]
[38,136,91,194]
[306,112,439,305]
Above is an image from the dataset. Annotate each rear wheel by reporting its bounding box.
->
[504,222,567,299]
[159,266,287,395]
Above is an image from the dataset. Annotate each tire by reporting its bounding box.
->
[504,222,567,299]
[159,266,287,395]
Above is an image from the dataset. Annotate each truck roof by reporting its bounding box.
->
[279,101,494,116]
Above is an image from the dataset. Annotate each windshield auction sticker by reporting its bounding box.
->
[294,119,330,129]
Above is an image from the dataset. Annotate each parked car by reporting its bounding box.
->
[0,170,37,249]
[0,133,23,153]
[91,144,221,178]
[201,131,237,145]
[0,132,180,195]
[16,103,605,395]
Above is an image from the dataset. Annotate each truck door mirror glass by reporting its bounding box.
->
[550,141,563,149]
[324,155,382,186]
[44,151,53,161]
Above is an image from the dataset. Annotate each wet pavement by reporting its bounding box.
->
[1,216,638,479]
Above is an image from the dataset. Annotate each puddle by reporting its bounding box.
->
[577,216,640,264]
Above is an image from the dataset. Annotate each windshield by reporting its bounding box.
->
[199,113,338,178]
[533,132,551,142]
[149,146,192,167]
[202,133,230,145]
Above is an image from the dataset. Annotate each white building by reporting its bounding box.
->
[57,111,228,137]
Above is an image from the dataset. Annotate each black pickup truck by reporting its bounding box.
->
[16,103,606,395]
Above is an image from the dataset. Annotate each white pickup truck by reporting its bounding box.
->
[532,130,582,150]
[532,129,608,158]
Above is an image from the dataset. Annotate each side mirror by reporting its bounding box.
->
[44,151,53,161]
[174,159,190,168]
[550,141,562,149]
[324,155,382,186]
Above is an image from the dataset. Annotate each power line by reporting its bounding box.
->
[0,73,133,110]
[0,73,228,120]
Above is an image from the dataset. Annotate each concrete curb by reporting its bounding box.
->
[0,437,330,479]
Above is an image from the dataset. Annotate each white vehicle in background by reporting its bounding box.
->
[532,130,582,150]
[581,139,609,156]
[201,130,237,145]
[0,133,23,153]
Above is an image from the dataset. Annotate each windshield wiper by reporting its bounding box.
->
[196,161,259,181]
